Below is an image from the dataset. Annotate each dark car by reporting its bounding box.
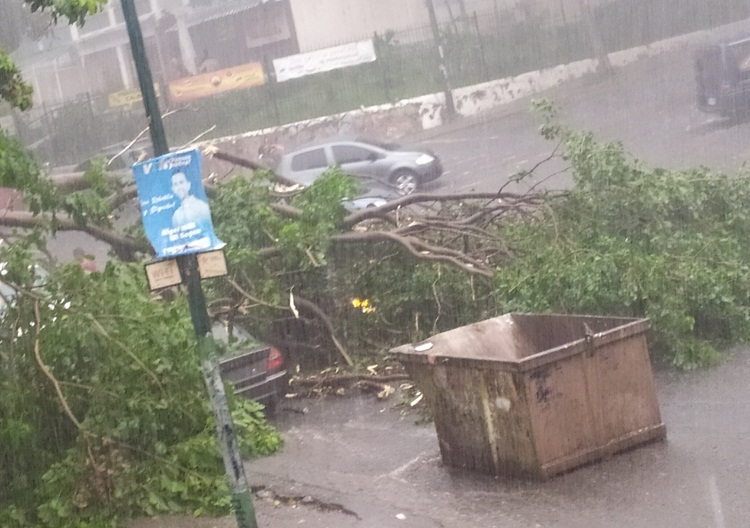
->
[276,138,443,196]
[213,321,288,411]
[695,36,750,118]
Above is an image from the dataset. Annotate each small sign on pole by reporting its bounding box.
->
[145,258,182,290]
[197,249,228,279]
[144,249,228,290]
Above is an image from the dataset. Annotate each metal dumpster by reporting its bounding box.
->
[390,313,666,480]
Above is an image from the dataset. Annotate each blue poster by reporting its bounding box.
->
[132,149,224,258]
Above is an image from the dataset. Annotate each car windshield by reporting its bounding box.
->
[211,319,265,355]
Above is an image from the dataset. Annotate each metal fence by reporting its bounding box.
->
[13,0,750,167]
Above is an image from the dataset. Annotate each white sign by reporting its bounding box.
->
[273,40,377,82]
[197,249,228,279]
[145,259,182,290]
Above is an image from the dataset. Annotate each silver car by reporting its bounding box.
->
[275,138,443,196]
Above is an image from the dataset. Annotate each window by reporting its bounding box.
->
[291,149,327,171]
[332,145,374,165]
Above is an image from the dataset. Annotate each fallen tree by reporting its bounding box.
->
[1,131,556,370]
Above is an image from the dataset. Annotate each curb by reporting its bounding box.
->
[402,71,608,143]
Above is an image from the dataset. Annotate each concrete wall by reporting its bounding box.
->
[424,27,713,128]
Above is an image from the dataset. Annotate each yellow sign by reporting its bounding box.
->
[169,62,265,103]
[108,85,160,107]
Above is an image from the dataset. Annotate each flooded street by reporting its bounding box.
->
[218,345,750,528]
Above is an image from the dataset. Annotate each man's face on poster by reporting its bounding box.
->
[171,172,191,201]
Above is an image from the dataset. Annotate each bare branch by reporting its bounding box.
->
[270,202,303,219]
[34,301,84,431]
[109,130,150,167]
[226,278,287,310]
[292,295,354,367]
[210,149,265,172]
[342,190,542,227]
[107,185,139,210]
[332,230,493,277]
[494,139,563,196]
[0,211,147,261]
[109,106,186,167]
[179,125,217,150]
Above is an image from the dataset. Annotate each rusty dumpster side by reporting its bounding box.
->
[391,313,667,480]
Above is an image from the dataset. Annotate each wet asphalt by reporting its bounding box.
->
[195,344,749,528]
[128,345,750,528]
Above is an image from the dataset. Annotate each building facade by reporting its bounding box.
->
[14,0,610,109]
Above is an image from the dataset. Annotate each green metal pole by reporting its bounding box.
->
[179,255,259,528]
[121,2,258,526]
[425,0,456,119]
[120,0,168,156]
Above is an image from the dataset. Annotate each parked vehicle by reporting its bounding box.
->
[275,138,443,196]
[695,35,750,118]
[213,321,288,411]
[272,177,393,210]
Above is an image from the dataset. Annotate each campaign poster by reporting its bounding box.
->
[132,149,224,258]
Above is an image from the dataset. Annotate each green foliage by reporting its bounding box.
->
[0,50,33,110]
[0,129,121,231]
[206,131,750,371]
[62,159,117,226]
[330,246,496,351]
[209,171,498,368]
[284,170,355,265]
[213,167,353,270]
[0,131,53,202]
[492,104,750,368]
[23,0,108,27]
[0,247,282,528]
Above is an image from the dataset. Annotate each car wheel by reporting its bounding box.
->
[391,170,419,195]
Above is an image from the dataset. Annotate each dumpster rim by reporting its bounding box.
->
[390,315,650,372]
